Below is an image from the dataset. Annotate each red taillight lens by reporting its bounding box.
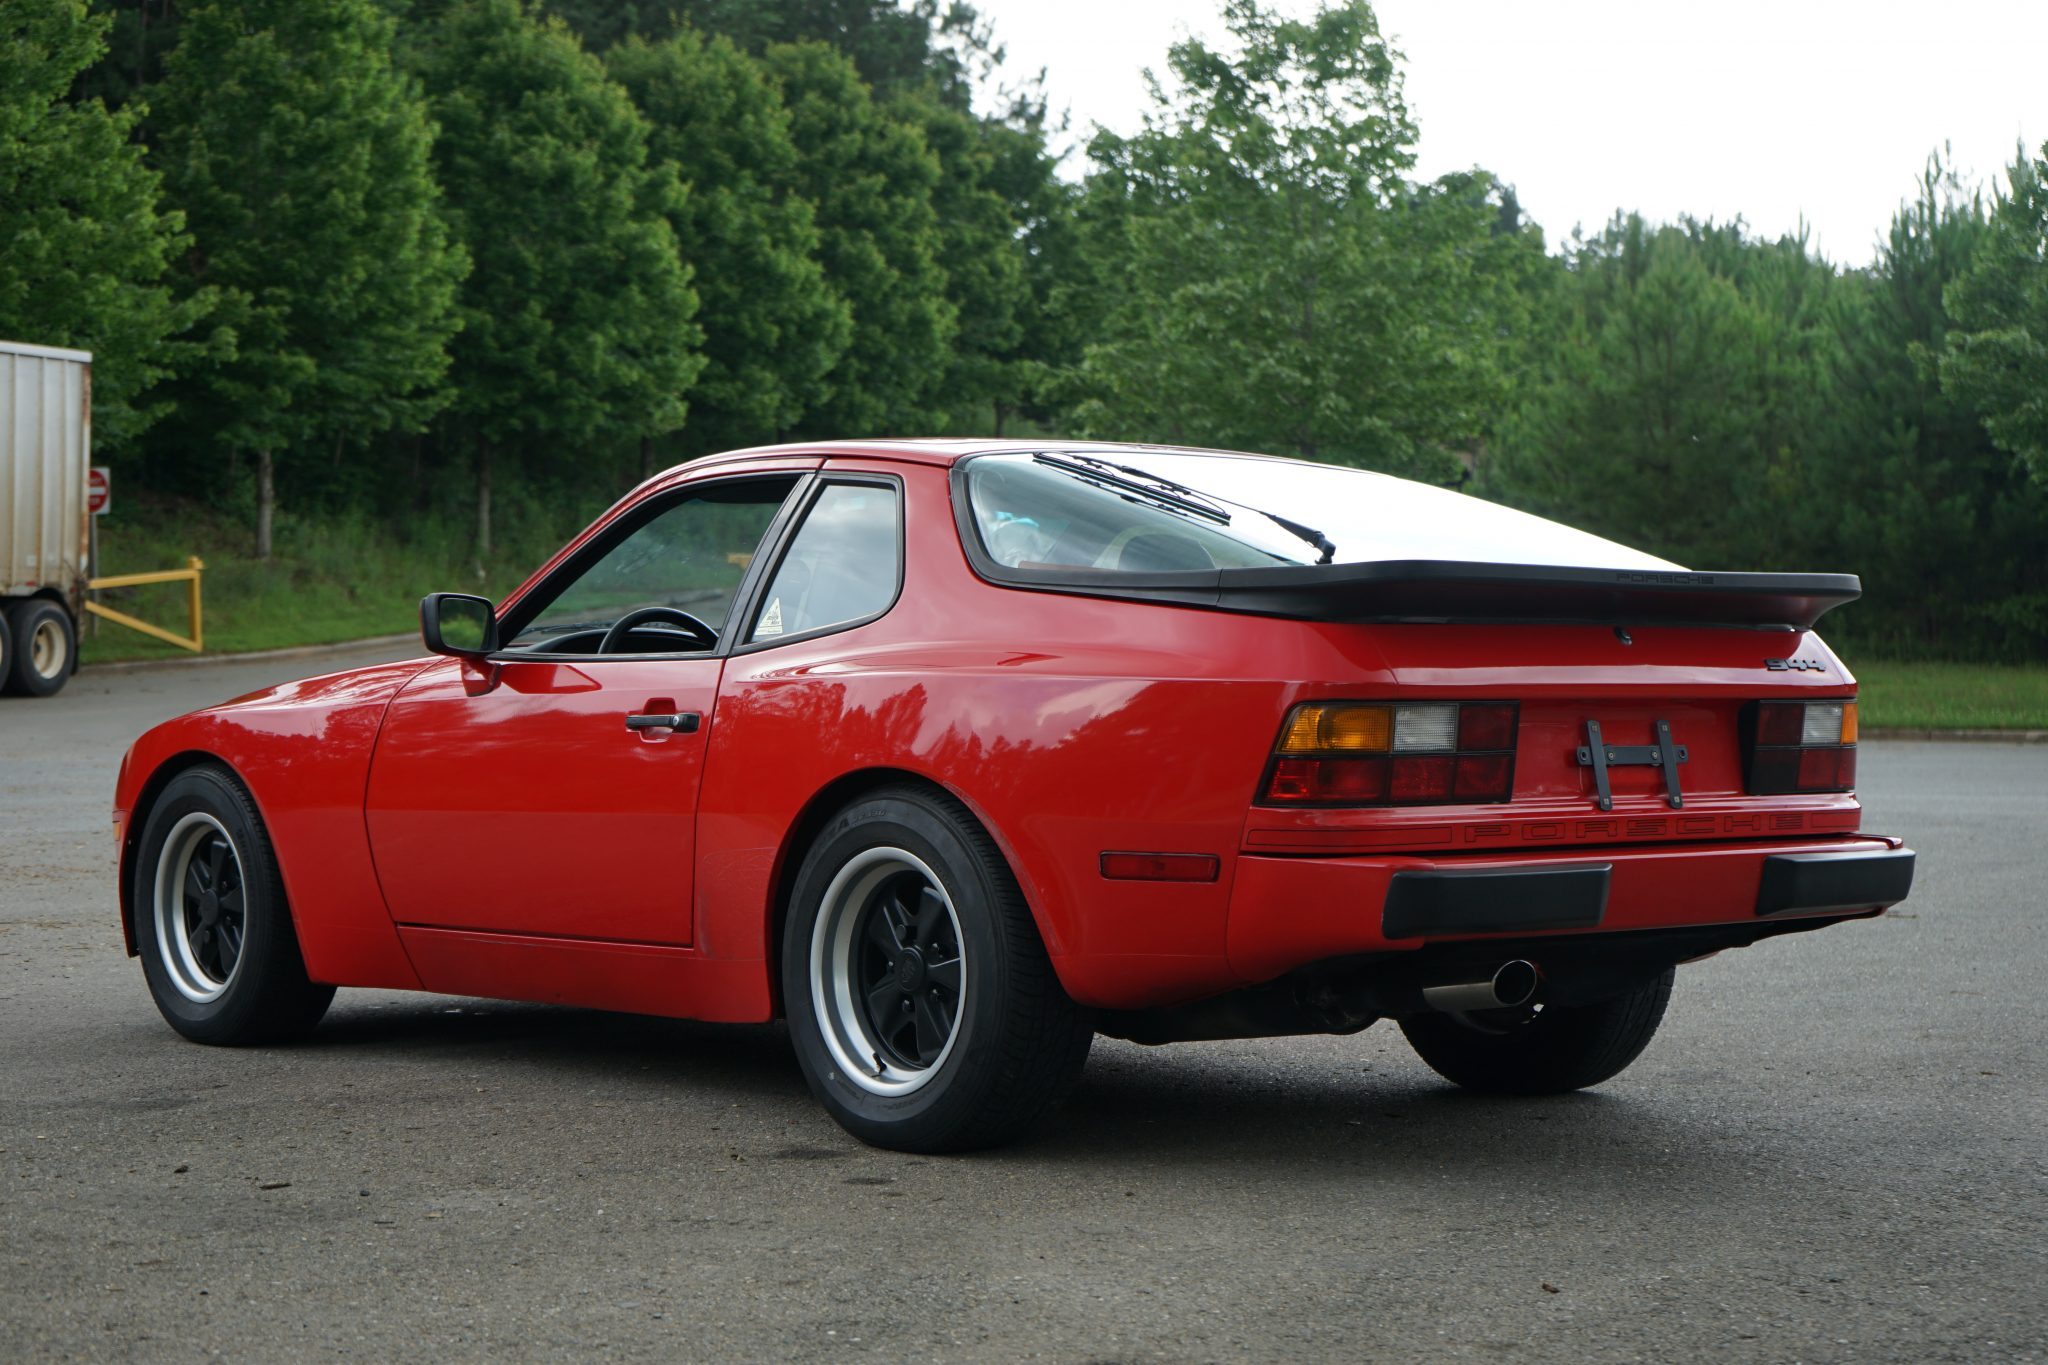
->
[1755,701,1806,747]
[1453,753,1513,800]
[1747,698,1856,795]
[1260,701,1517,806]
[1263,756,1387,803]
[1457,704,1517,752]
[1390,754,1453,800]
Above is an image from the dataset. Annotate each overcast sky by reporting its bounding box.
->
[969,0,2043,266]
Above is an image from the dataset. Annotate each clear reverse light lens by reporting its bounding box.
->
[1391,703,1459,753]
[1801,702,1845,747]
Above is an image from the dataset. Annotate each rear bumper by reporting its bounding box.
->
[1226,835,1912,982]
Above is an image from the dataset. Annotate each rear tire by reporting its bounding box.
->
[782,787,1092,1153]
[1399,967,1674,1094]
[131,765,334,1045]
[0,609,12,695]
[3,598,74,697]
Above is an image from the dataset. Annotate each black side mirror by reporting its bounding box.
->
[420,593,499,658]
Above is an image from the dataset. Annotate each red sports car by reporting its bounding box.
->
[114,441,1915,1151]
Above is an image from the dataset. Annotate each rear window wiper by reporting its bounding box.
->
[1261,511,1336,565]
[1070,454,1337,565]
[1032,454,1231,526]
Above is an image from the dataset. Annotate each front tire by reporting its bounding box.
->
[782,788,1091,1153]
[1399,967,1674,1094]
[3,599,75,697]
[131,765,334,1045]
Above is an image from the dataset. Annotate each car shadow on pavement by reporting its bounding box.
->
[302,996,811,1104]
[279,999,1728,1183]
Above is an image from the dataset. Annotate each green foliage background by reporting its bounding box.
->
[4,0,2044,661]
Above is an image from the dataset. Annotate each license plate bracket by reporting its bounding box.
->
[1575,718,1688,811]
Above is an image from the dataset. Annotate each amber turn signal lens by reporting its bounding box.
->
[1277,703,1391,754]
[1840,702,1858,745]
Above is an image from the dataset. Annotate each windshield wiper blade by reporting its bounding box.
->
[1033,454,1231,526]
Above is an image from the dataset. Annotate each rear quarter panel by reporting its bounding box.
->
[696,461,1399,1008]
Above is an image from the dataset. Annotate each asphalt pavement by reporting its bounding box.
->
[1,644,2043,1362]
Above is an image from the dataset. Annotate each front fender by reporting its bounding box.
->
[113,659,434,987]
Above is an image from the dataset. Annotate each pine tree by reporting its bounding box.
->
[894,91,1029,428]
[1942,141,2048,483]
[153,0,468,557]
[410,0,702,557]
[608,30,848,460]
[763,40,953,435]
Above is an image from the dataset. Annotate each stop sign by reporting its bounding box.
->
[87,466,110,516]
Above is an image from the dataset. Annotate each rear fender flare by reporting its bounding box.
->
[763,767,1068,1016]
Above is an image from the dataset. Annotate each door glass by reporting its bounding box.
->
[507,477,799,654]
[749,483,901,642]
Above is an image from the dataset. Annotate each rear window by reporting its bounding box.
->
[961,452,1677,574]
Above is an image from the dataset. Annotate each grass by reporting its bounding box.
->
[79,493,586,664]
[1852,661,2048,731]
[78,499,2048,732]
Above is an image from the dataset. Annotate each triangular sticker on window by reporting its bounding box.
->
[758,597,784,636]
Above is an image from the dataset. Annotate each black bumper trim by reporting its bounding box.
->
[1381,864,1611,940]
[1755,848,1916,917]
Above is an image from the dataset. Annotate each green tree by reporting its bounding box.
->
[545,0,998,111]
[1,0,198,456]
[763,40,953,434]
[410,0,701,557]
[1942,141,2048,482]
[607,30,848,461]
[152,0,467,557]
[894,90,1029,429]
[1485,216,1836,569]
[1070,0,1511,479]
[1824,158,2048,656]
[66,0,180,112]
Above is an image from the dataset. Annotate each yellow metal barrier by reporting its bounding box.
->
[86,556,205,652]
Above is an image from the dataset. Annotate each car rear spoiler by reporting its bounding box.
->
[982,560,1862,632]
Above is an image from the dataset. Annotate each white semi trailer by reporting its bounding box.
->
[0,340,90,697]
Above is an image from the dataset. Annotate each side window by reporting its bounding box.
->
[506,477,799,654]
[748,482,901,643]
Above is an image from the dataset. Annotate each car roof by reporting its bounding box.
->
[661,437,1305,478]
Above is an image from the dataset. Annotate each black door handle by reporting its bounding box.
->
[625,711,700,733]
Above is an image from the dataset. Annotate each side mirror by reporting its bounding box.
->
[420,593,498,658]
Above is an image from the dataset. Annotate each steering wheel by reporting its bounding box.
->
[597,605,719,654]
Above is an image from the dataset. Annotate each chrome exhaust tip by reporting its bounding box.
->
[1420,960,1540,1013]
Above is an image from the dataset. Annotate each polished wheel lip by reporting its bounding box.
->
[152,811,247,1004]
[810,845,967,1098]
[28,615,67,680]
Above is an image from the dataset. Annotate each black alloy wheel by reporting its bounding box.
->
[853,872,964,1072]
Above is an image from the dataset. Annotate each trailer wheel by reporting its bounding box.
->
[4,599,75,697]
[0,609,11,695]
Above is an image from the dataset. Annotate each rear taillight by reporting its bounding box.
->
[1746,699,1857,794]
[1259,701,1518,806]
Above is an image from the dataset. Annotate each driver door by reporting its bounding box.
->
[364,474,805,946]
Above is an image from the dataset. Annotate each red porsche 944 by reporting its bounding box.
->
[114,441,1915,1151]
